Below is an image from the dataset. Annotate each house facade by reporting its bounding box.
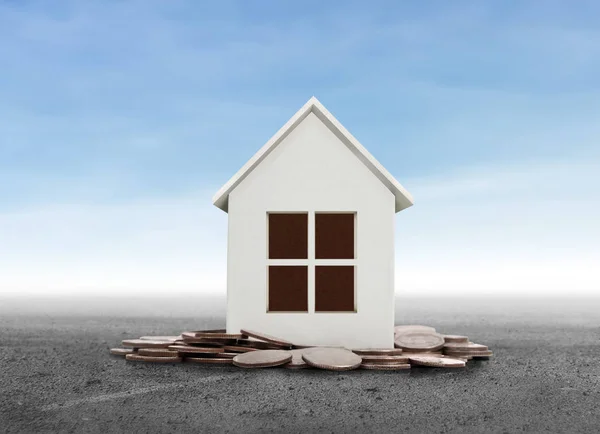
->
[213,97,413,348]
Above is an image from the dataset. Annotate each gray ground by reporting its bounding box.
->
[1,297,599,433]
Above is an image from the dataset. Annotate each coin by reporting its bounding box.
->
[125,354,182,363]
[186,328,226,334]
[443,335,469,343]
[168,345,224,354]
[352,348,403,356]
[394,332,445,351]
[284,347,330,368]
[211,352,238,359]
[443,342,489,352]
[399,352,444,358]
[359,355,410,364]
[138,348,180,357]
[408,356,466,368]
[111,325,493,372]
[284,349,313,368]
[109,348,134,356]
[360,363,411,370]
[236,338,286,350]
[181,332,236,345]
[301,348,362,371]
[223,345,260,353]
[440,352,473,360]
[185,357,234,364]
[445,349,493,358]
[183,339,233,347]
[401,348,443,354]
[232,349,292,368]
[470,351,493,358]
[441,354,469,361]
[139,336,179,342]
[239,329,294,347]
[121,339,174,349]
[185,330,243,340]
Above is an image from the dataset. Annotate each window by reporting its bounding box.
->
[315,213,354,259]
[267,213,308,312]
[268,213,308,259]
[314,213,356,312]
[267,212,356,313]
[268,266,308,312]
[315,265,355,312]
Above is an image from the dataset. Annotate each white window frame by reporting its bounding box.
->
[266,211,357,314]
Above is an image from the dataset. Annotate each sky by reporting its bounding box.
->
[0,0,599,297]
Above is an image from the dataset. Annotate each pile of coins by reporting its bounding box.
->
[109,325,492,371]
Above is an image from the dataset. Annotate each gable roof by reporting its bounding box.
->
[212,96,414,213]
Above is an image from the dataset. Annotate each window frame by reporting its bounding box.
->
[266,265,309,313]
[266,211,357,314]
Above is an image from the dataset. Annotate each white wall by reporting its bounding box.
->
[226,111,396,348]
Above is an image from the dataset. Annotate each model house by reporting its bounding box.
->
[212,97,413,348]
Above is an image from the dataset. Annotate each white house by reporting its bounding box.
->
[212,97,413,348]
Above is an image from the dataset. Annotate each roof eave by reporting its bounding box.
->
[211,97,318,213]
[212,195,228,212]
[395,195,414,213]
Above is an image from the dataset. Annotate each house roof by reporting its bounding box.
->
[212,96,414,213]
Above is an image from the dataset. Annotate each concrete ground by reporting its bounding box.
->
[1,297,599,433]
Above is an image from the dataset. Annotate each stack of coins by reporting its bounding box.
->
[352,348,411,370]
[119,336,182,363]
[109,325,492,371]
[442,340,493,359]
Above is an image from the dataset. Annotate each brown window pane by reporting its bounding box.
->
[268,213,308,259]
[268,266,308,312]
[315,213,354,259]
[315,266,355,312]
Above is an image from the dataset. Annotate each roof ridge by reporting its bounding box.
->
[212,97,413,213]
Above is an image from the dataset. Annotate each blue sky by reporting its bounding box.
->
[1,0,599,296]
